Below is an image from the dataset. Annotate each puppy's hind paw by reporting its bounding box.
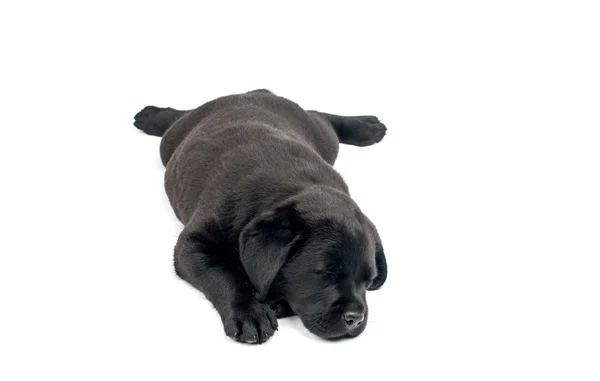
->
[336,115,387,147]
[133,106,163,136]
[351,116,387,146]
[133,105,180,137]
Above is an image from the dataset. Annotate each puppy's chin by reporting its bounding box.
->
[299,313,367,340]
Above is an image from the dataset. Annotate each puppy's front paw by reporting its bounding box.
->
[268,299,296,318]
[222,301,278,344]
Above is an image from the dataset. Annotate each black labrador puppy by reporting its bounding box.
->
[134,89,387,343]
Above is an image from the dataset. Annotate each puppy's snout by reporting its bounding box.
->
[343,311,365,330]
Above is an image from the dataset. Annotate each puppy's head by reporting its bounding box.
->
[239,187,387,340]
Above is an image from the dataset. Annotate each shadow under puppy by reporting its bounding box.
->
[134,89,388,343]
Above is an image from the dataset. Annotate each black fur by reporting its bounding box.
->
[134,90,387,343]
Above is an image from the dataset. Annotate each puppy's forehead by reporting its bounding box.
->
[319,225,376,273]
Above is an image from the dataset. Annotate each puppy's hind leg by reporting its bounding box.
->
[312,112,387,147]
[133,106,188,137]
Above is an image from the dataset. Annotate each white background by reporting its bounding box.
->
[1,1,599,380]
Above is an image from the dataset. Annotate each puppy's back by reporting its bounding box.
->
[159,91,338,166]
[161,92,343,224]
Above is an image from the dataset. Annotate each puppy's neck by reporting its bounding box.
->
[291,185,363,225]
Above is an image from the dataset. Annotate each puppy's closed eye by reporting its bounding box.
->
[313,269,341,280]
[313,268,376,288]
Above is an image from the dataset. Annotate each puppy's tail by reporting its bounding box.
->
[133,106,186,137]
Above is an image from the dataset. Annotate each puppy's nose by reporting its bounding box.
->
[343,311,365,329]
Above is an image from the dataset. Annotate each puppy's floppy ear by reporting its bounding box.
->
[239,205,302,301]
[369,232,387,291]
